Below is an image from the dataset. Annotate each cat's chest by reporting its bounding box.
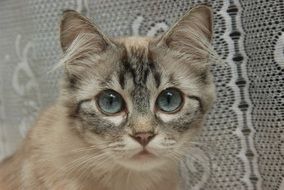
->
[57,171,179,190]
[103,172,179,190]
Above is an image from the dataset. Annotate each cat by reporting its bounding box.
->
[0,5,218,190]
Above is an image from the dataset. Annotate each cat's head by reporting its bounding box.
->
[59,5,217,170]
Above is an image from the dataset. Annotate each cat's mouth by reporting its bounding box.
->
[116,148,168,170]
[131,149,157,160]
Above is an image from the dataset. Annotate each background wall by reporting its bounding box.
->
[0,0,283,189]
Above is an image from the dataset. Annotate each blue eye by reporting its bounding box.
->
[97,90,125,114]
[156,88,183,113]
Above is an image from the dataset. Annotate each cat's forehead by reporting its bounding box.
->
[115,37,152,67]
[115,36,152,53]
[113,37,161,89]
[110,37,160,113]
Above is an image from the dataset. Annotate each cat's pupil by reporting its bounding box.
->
[108,94,115,105]
[98,90,124,114]
[166,92,172,104]
[157,88,182,113]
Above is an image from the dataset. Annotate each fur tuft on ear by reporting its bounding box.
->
[60,10,112,53]
[157,5,218,62]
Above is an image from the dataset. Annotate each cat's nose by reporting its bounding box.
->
[131,132,156,146]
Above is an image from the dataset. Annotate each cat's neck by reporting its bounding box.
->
[100,164,180,190]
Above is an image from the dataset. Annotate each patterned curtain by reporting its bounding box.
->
[0,0,283,189]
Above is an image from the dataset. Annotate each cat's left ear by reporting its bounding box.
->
[60,10,113,53]
[157,5,213,56]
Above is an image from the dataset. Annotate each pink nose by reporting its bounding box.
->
[131,132,155,146]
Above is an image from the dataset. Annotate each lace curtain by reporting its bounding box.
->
[0,0,283,189]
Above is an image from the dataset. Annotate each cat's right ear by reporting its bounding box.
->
[156,5,213,58]
[60,10,112,53]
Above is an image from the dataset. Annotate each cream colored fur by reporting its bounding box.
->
[0,105,181,190]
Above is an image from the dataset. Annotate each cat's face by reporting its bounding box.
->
[59,6,217,170]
